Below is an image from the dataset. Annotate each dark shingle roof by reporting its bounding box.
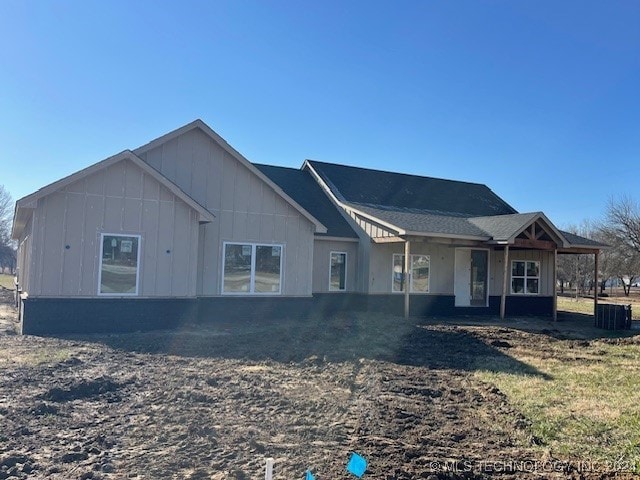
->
[306,160,518,217]
[560,230,607,248]
[300,160,602,250]
[352,203,491,238]
[255,164,358,239]
[469,213,541,241]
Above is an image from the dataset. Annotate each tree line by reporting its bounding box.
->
[558,196,640,297]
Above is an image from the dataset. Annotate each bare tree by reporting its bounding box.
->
[605,196,640,254]
[599,196,640,296]
[0,185,16,274]
[0,185,11,242]
[559,221,598,299]
[598,220,640,297]
[556,260,570,294]
[591,229,615,294]
[0,245,16,274]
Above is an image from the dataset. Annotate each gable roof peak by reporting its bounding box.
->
[133,118,209,155]
[133,120,327,234]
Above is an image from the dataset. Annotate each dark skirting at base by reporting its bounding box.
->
[20,297,197,335]
[19,294,555,334]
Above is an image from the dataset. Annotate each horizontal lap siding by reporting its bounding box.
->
[139,128,315,296]
[30,160,199,297]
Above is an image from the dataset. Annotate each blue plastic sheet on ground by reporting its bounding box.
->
[346,452,367,477]
[305,469,315,480]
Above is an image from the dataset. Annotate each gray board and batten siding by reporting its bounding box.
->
[21,158,202,298]
[135,124,320,297]
[13,122,329,334]
[367,242,555,297]
[251,164,361,294]
[312,239,359,293]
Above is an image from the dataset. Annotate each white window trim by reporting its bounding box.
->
[510,260,540,295]
[97,233,142,296]
[329,251,348,292]
[392,253,430,294]
[221,242,284,295]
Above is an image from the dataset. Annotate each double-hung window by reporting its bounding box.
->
[392,254,430,293]
[511,260,540,294]
[329,252,347,291]
[98,234,141,295]
[223,242,283,294]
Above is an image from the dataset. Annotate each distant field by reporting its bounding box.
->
[558,292,640,320]
[0,273,14,290]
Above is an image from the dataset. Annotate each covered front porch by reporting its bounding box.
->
[374,213,602,320]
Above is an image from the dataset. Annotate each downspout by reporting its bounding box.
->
[500,245,509,320]
[404,239,410,319]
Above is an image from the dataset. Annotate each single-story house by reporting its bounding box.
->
[12,119,603,334]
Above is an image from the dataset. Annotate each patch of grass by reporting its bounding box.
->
[0,347,72,367]
[0,273,15,290]
[557,296,595,316]
[475,338,640,473]
[558,294,640,320]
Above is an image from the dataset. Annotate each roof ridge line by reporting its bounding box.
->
[306,159,489,187]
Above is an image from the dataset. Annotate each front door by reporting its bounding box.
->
[454,249,489,307]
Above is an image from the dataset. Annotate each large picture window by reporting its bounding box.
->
[329,252,347,291]
[392,254,430,293]
[223,243,283,294]
[99,234,141,295]
[511,260,540,294]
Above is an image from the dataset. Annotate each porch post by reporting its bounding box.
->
[553,248,558,322]
[404,239,410,319]
[594,251,599,319]
[500,245,509,320]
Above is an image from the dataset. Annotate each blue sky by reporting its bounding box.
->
[1,0,638,228]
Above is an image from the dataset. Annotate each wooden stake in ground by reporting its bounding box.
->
[265,458,274,480]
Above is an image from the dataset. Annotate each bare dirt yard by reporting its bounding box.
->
[1,290,639,480]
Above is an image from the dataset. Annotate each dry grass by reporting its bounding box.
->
[558,293,640,320]
[0,346,71,367]
[476,337,640,472]
[0,273,15,290]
